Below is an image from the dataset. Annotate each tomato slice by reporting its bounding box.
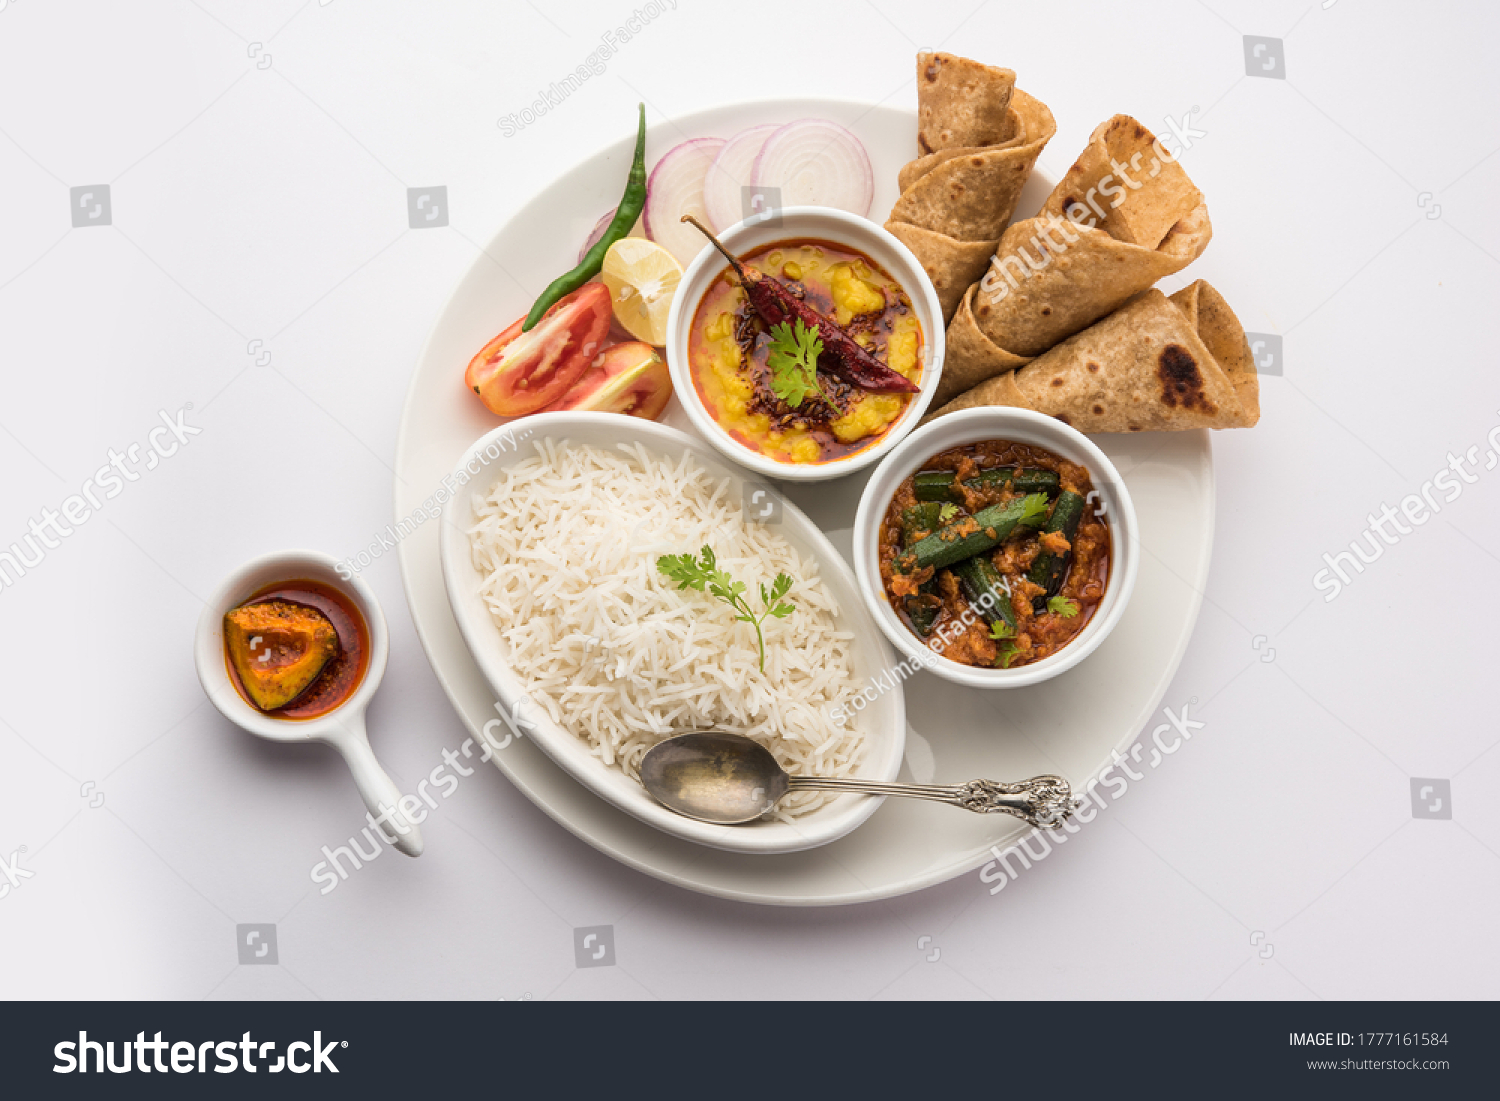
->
[464,283,612,416]
[553,341,673,420]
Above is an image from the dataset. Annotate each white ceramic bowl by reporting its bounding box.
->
[663,206,945,483]
[852,407,1139,690]
[437,411,907,854]
[193,550,424,856]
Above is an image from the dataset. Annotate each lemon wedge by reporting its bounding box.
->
[601,237,682,346]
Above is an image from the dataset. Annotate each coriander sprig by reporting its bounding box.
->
[1047,595,1080,618]
[987,621,1024,668]
[1016,492,1052,528]
[766,318,828,409]
[994,641,1025,668]
[657,545,795,672]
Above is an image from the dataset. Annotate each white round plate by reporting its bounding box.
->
[395,97,1213,906]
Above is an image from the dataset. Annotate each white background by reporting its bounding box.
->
[1,0,1497,1000]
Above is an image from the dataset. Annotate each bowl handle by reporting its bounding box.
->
[327,713,424,858]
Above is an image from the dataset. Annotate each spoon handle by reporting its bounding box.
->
[786,774,1077,828]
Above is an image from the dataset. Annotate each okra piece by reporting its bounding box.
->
[1027,490,1087,613]
[900,493,1051,574]
[903,593,943,637]
[899,502,945,548]
[913,467,1061,503]
[899,502,949,597]
[953,555,1017,637]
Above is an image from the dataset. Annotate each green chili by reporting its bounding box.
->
[522,103,649,331]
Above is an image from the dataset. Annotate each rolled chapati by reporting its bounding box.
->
[936,115,1213,405]
[884,53,1055,323]
[1040,115,1204,249]
[883,224,996,326]
[915,51,1018,154]
[925,281,1261,433]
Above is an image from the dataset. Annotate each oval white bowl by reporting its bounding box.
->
[664,206,945,483]
[437,411,907,854]
[852,407,1140,690]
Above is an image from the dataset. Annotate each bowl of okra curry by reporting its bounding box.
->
[852,406,1139,689]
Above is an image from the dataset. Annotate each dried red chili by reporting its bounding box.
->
[682,216,920,394]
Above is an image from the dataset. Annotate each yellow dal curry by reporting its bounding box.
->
[688,239,923,464]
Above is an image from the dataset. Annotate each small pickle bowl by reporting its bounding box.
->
[192,549,423,856]
[664,206,945,483]
[851,407,1139,690]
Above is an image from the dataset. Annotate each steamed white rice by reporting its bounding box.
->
[467,438,865,818]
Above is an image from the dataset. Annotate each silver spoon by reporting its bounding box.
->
[639,731,1077,829]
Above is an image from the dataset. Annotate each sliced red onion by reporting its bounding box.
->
[703,124,779,231]
[578,208,617,264]
[643,136,726,267]
[752,119,873,217]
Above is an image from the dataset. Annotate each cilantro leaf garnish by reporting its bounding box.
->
[987,620,1026,667]
[994,640,1025,668]
[938,503,959,523]
[766,318,827,409]
[1047,595,1080,618]
[657,545,795,672]
[1017,492,1052,528]
[760,573,796,619]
